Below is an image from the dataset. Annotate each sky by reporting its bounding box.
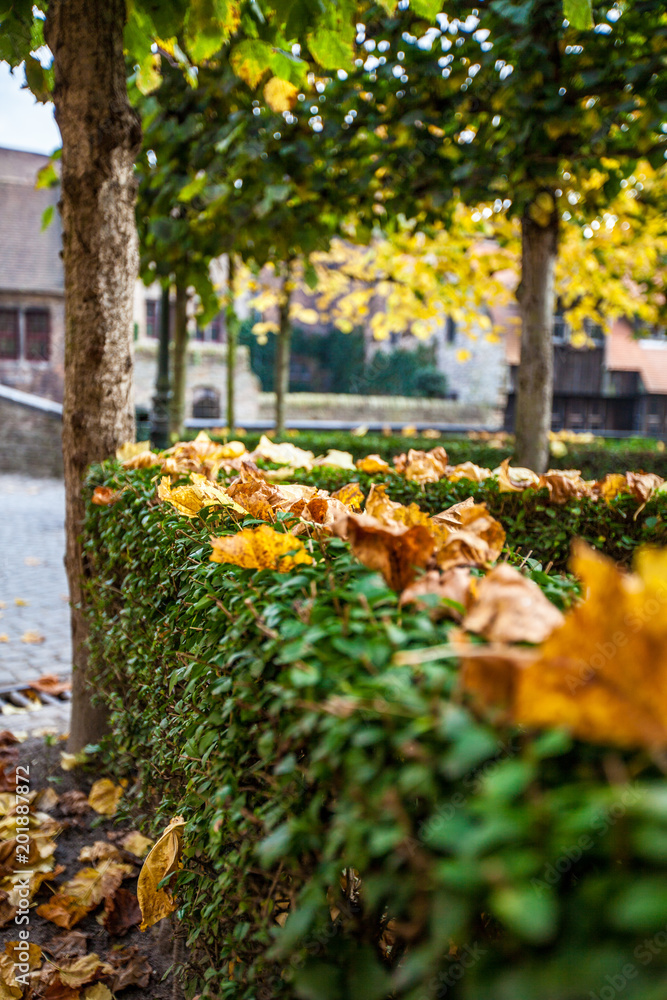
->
[0,62,60,155]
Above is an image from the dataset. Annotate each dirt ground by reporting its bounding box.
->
[0,735,187,1000]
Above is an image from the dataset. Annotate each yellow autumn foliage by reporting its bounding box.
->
[209,524,314,572]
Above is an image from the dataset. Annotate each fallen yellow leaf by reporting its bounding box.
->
[88,779,124,816]
[137,816,185,930]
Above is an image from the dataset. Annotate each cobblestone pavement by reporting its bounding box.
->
[0,476,71,699]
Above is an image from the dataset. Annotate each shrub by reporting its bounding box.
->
[85,462,667,1000]
[207,430,667,483]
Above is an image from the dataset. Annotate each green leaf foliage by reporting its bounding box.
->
[84,457,667,998]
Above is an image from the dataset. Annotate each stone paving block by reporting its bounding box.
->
[0,475,71,686]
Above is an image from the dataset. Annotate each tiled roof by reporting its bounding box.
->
[0,147,63,295]
[607,320,667,394]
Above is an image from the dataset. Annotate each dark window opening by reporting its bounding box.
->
[446,316,457,344]
[146,300,159,339]
[25,309,50,361]
[0,309,19,360]
[192,387,220,419]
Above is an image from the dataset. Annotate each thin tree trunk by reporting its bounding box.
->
[45,0,141,752]
[170,282,188,438]
[514,198,559,473]
[274,264,293,437]
[226,257,236,432]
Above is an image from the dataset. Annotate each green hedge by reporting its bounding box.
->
[266,468,667,570]
[208,430,667,481]
[85,462,667,1000]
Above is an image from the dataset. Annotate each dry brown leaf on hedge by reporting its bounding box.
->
[627,471,664,506]
[119,831,153,859]
[120,450,161,470]
[250,434,314,469]
[210,524,313,573]
[312,450,356,471]
[105,945,151,991]
[356,454,391,474]
[166,431,244,464]
[331,483,365,511]
[434,504,505,571]
[399,567,472,621]
[88,779,124,816]
[226,480,277,521]
[538,469,592,504]
[495,458,541,493]
[157,477,246,518]
[91,486,126,507]
[292,496,350,531]
[137,816,185,930]
[515,542,667,748]
[333,511,434,591]
[461,647,531,716]
[447,462,493,484]
[431,496,477,529]
[394,447,449,484]
[365,483,405,523]
[99,887,142,937]
[462,564,564,644]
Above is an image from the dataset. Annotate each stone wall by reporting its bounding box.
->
[0,385,63,477]
[257,392,502,427]
[133,341,261,422]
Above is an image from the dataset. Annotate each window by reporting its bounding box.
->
[208,315,223,342]
[446,316,457,344]
[0,309,19,360]
[192,387,220,419]
[146,300,159,338]
[553,313,569,343]
[25,309,50,361]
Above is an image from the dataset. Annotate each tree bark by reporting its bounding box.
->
[45,0,141,752]
[226,256,236,432]
[514,199,559,473]
[170,282,188,439]
[274,264,293,437]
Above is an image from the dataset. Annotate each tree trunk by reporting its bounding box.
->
[45,0,141,752]
[514,199,559,473]
[170,282,188,439]
[274,266,292,437]
[226,257,237,433]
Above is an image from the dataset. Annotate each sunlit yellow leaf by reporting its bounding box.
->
[157,477,245,517]
[210,524,313,572]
